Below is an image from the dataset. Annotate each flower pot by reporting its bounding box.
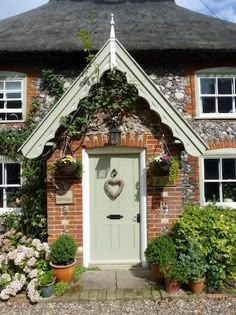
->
[189,277,205,294]
[165,279,180,294]
[40,281,55,298]
[50,260,76,283]
[151,264,164,285]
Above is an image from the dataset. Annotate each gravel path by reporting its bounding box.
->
[1,298,236,315]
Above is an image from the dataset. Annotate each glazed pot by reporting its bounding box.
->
[50,260,76,283]
[40,281,55,298]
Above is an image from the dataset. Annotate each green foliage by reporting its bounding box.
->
[0,211,21,232]
[144,235,176,267]
[50,234,77,265]
[178,241,208,282]
[161,260,188,283]
[53,281,70,296]
[41,69,64,102]
[38,269,55,286]
[78,29,94,63]
[60,69,139,137]
[172,204,236,290]
[73,264,87,282]
[169,157,179,182]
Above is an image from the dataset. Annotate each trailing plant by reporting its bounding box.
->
[172,203,236,291]
[50,233,77,266]
[53,281,70,296]
[169,157,179,182]
[144,235,176,267]
[73,264,87,282]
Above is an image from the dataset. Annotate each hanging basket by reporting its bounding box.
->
[56,163,78,176]
[55,155,82,177]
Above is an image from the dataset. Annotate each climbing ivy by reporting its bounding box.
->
[60,69,139,137]
[0,69,65,240]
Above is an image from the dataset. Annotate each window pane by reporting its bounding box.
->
[223,182,236,202]
[0,82,3,90]
[222,159,236,179]
[218,78,233,94]
[0,164,2,184]
[0,93,3,99]
[204,182,219,202]
[6,92,21,99]
[0,114,6,121]
[5,81,21,90]
[218,97,233,113]
[201,78,215,94]
[204,159,219,179]
[6,163,21,185]
[7,113,22,121]
[202,97,216,113]
[0,188,3,208]
[6,101,22,109]
[0,101,4,108]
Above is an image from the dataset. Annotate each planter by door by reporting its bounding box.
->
[40,282,55,298]
[151,264,164,285]
[189,277,205,294]
[89,153,141,264]
[50,260,76,283]
[165,279,180,293]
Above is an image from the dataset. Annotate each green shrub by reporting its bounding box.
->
[172,204,236,290]
[50,234,77,266]
[73,264,87,282]
[53,282,70,296]
[144,235,176,267]
[178,241,208,282]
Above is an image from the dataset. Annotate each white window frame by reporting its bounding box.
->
[0,156,22,214]
[199,149,236,208]
[195,67,236,119]
[0,71,27,123]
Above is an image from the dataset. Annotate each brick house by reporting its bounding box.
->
[1,0,236,266]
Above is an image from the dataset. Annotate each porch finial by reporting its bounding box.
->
[110,13,116,69]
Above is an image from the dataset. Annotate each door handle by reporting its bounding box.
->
[133,213,140,223]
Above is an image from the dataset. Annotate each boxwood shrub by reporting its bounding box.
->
[171,204,236,291]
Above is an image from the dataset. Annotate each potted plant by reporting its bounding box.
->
[144,235,176,284]
[178,241,208,294]
[150,155,179,183]
[54,155,82,177]
[50,233,77,283]
[161,260,187,294]
[38,269,55,298]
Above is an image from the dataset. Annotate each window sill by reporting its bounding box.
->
[0,207,22,215]
[195,115,236,120]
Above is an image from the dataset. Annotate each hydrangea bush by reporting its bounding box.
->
[0,229,50,302]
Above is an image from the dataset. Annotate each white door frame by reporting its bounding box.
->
[82,146,147,267]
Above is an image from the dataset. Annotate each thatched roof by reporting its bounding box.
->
[1,0,236,53]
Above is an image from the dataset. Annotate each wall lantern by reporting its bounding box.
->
[110,127,121,145]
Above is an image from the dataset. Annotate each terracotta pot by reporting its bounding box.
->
[151,264,164,284]
[165,279,180,293]
[189,277,205,294]
[50,260,76,283]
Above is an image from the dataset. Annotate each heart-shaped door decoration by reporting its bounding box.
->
[104,178,124,200]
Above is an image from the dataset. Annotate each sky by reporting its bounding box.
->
[0,0,236,23]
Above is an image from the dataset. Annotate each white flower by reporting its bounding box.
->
[0,288,10,300]
[27,278,40,303]
[28,269,38,279]
[27,257,37,267]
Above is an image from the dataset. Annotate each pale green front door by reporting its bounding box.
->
[89,154,140,264]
